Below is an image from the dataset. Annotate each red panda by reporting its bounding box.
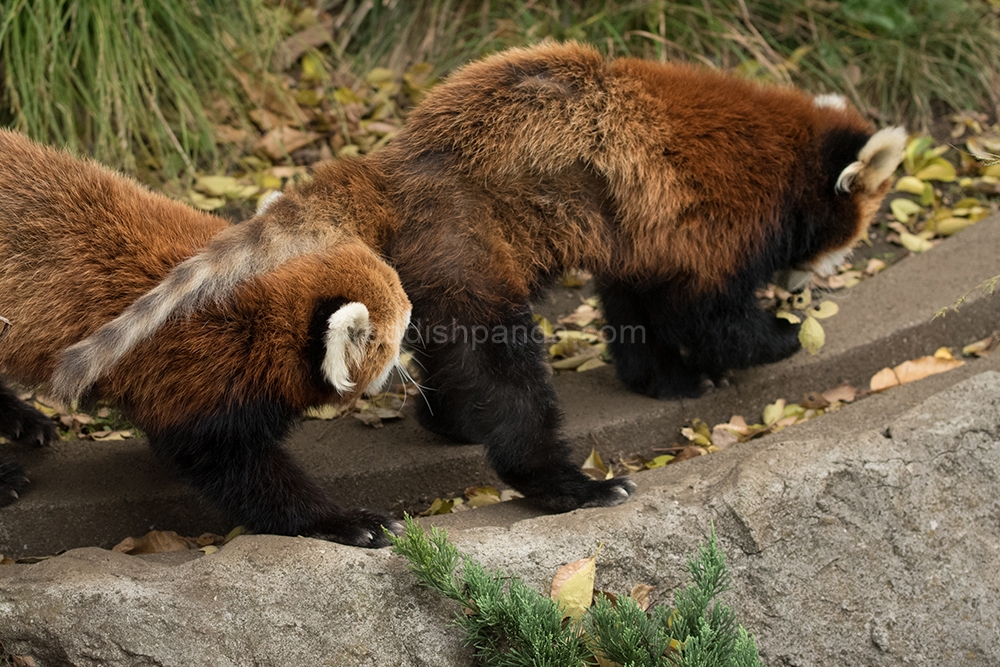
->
[0,130,411,547]
[54,42,905,512]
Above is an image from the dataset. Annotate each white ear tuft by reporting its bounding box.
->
[835,126,907,194]
[322,302,371,393]
[256,190,283,215]
[814,94,847,110]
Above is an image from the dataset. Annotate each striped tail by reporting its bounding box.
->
[50,204,325,404]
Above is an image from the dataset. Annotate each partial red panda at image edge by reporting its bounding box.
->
[0,130,411,547]
[54,42,905,513]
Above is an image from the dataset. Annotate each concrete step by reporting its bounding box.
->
[2,217,998,557]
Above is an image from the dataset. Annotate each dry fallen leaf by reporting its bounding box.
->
[870,353,965,391]
[551,552,598,621]
[870,367,901,391]
[582,448,613,480]
[821,383,858,404]
[256,126,322,160]
[892,355,964,384]
[963,331,998,357]
[798,316,826,355]
[630,583,656,612]
[112,530,188,555]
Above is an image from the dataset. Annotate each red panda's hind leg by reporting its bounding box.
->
[145,399,402,548]
[412,306,636,510]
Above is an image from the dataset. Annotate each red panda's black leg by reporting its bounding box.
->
[597,282,709,398]
[144,400,401,548]
[0,379,58,448]
[599,279,801,399]
[0,379,56,506]
[413,307,636,510]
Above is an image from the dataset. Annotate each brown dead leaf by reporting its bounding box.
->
[800,391,831,409]
[113,530,188,555]
[870,367,901,391]
[710,423,740,449]
[213,125,249,145]
[630,583,656,612]
[558,303,601,328]
[892,355,964,384]
[821,383,858,404]
[11,657,35,667]
[672,445,705,463]
[271,16,334,70]
[256,126,322,160]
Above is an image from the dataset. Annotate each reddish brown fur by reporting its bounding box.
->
[377,42,879,295]
[0,130,408,429]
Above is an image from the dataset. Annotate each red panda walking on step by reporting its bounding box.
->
[54,43,906,512]
[0,131,411,547]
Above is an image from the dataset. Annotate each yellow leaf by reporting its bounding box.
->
[645,454,675,468]
[465,486,502,508]
[776,310,801,324]
[576,357,607,372]
[195,175,241,198]
[365,67,395,86]
[551,553,598,621]
[914,159,956,182]
[791,290,812,309]
[798,315,825,355]
[187,191,226,211]
[898,232,933,253]
[763,399,786,426]
[894,176,926,195]
[551,349,601,369]
[533,314,554,338]
[889,198,922,223]
[810,301,839,319]
[935,217,976,237]
[933,347,955,360]
[680,426,711,447]
[582,448,611,478]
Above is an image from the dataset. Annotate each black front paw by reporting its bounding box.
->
[0,399,58,448]
[528,473,637,513]
[305,509,404,548]
[0,455,30,507]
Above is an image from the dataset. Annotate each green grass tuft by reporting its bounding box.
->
[0,0,280,177]
[326,0,1000,127]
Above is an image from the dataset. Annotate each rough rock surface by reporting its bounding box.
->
[2,368,998,666]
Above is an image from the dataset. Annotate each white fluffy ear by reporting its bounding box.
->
[836,127,907,194]
[322,302,371,393]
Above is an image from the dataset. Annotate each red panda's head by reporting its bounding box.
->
[306,247,412,399]
[785,98,906,290]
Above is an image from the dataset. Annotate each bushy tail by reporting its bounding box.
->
[50,209,327,404]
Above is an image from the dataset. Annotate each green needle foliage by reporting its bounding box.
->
[390,516,764,666]
[324,0,1000,127]
[0,0,279,177]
